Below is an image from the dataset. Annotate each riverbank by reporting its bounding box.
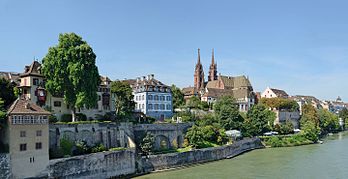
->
[133,137,264,178]
[136,131,348,179]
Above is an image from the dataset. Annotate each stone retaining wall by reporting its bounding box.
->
[48,148,136,178]
[0,153,11,179]
[138,137,264,173]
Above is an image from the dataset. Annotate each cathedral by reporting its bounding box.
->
[183,49,256,112]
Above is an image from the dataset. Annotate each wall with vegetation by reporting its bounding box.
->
[48,148,136,178]
[138,137,264,172]
[0,153,11,179]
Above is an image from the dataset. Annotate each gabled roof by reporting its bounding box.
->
[220,75,252,88]
[270,88,288,98]
[20,61,43,77]
[7,98,51,115]
[182,87,198,96]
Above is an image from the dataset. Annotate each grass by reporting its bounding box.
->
[261,135,314,148]
[109,147,127,151]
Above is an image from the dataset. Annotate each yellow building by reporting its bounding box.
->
[5,98,50,178]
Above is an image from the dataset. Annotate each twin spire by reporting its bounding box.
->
[194,48,218,89]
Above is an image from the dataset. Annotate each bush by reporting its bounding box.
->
[75,113,87,121]
[60,137,74,156]
[60,114,72,122]
[49,115,58,123]
[73,141,88,155]
[49,148,64,159]
[91,143,107,153]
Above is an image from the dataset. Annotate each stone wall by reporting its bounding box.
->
[48,148,136,178]
[0,153,11,179]
[138,137,264,173]
[49,122,135,150]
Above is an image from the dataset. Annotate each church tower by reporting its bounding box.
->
[194,48,205,90]
[208,48,217,81]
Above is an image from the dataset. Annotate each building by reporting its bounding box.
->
[4,98,50,178]
[184,49,256,112]
[273,110,300,129]
[127,74,173,120]
[290,95,322,115]
[261,87,289,98]
[4,60,114,120]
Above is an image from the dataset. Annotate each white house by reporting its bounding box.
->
[261,87,289,99]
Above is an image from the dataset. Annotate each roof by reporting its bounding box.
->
[202,88,232,98]
[20,61,44,77]
[220,75,252,89]
[270,88,289,98]
[290,95,321,104]
[0,72,21,85]
[7,98,51,115]
[182,87,198,96]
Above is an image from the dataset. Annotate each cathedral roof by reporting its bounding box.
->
[220,75,252,88]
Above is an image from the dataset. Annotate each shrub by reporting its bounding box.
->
[49,115,58,123]
[60,137,74,156]
[49,148,64,159]
[73,141,88,155]
[60,114,72,122]
[91,143,107,153]
[75,113,87,121]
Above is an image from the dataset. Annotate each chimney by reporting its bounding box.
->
[142,76,146,81]
[25,101,30,109]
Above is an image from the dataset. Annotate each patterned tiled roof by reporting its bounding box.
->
[20,61,43,77]
[270,88,289,98]
[7,98,51,115]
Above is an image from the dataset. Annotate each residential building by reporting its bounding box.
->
[261,87,289,98]
[5,61,113,120]
[127,74,173,120]
[273,110,300,129]
[4,98,50,178]
[290,95,322,115]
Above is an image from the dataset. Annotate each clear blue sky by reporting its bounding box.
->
[1,0,347,101]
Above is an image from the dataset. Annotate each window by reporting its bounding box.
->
[154,95,159,101]
[142,104,144,109]
[33,78,39,85]
[154,104,159,110]
[20,131,26,137]
[148,95,153,100]
[53,101,61,107]
[142,95,144,100]
[166,104,171,110]
[160,104,165,110]
[36,130,42,137]
[35,142,42,150]
[166,96,171,101]
[98,95,101,101]
[20,144,27,151]
[149,104,153,110]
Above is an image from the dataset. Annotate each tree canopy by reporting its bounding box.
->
[42,33,100,121]
[214,96,244,130]
[171,85,185,109]
[243,104,275,136]
[110,81,135,121]
[260,97,299,111]
[0,78,16,108]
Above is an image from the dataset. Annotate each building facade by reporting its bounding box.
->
[5,98,50,178]
[128,74,173,120]
[261,87,289,99]
[6,61,114,120]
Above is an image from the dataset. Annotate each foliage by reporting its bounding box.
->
[214,96,244,130]
[301,104,319,126]
[55,120,112,125]
[260,98,299,111]
[73,141,88,155]
[318,109,339,133]
[60,114,72,122]
[171,85,185,109]
[49,115,58,123]
[301,120,320,142]
[0,78,16,108]
[140,132,155,155]
[261,135,313,147]
[0,99,6,124]
[110,81,135,121]
[109,147,126,151]
[173,110,197,122]
[60,137,74,156]
[243,104,275,136]
[339,108,348,127]
[75,113,87,121]
[91,143,107,153]
[274,120,294,135]
[42,33,100,122]
[185,125,205,149]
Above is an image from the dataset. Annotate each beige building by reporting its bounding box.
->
[16,61,113,120]
[261,87,289,99]
[5,98,50,178]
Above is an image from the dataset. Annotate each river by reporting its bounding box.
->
[135,131,348,179]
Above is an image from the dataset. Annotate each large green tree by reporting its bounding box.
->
[243,104,275,136]
[171,85,184,109]
[339,108,348,127]
[42,33,100,122]
[214,96,244,130]
[110,81,135,121]
[0,78,16,108]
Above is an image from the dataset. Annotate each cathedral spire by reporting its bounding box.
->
[211,48,215,65]
[197,48,201,64]
[208,48,218,81]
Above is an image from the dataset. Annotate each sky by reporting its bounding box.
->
[0,0,348,101]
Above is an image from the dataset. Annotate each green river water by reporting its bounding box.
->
[136,131,348,179]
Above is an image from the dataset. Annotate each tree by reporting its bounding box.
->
[300,104,319,127]
[185,125,205,149]
[245,104,275,136]
[140,132,155,155]
[0,98,7,125]
[110,81,135,121]
[318,109,339,133]
[339,108,348,127]
[301,120,320,142]
[260,97,299,111]
[42,33,100,122]
[186,96,201,109]
[171,85,184,109]
[0,78,16,108]
[214,96,243,130]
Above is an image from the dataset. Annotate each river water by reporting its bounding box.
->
[136,131,348,179]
